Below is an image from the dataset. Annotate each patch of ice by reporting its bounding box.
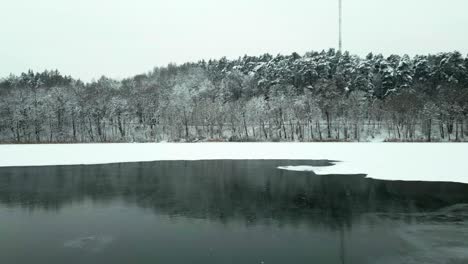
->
[63,235,114,252]
[278,161,364,175]
[63,236,97,249]
[278,165,318,172]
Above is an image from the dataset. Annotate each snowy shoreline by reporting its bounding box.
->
[0,142,467,184]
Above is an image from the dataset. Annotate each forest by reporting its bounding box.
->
[0,49,467,143]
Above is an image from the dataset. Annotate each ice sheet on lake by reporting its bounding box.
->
[278,161,364,175]
[0,143,467,184]
[63,235,114,252]
[278,165,318,172]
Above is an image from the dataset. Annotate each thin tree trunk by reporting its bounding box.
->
[72,116,77,142]
[354,122,358,141]
[183,109,189,139]
[261,121,268,139]
[316,120,322,141]
[242,112,249,139]
[289,119,294,141]
[326,111,331,138]
[117,113,125,138]
[426,118,432,142]
[439,122,445,140]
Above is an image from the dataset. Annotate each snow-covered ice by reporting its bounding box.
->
[277,165,318,172]
[0,143,467,184]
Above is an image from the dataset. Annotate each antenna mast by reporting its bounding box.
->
[339,0,342,52]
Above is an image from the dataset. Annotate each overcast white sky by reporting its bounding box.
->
[1,0,467,81]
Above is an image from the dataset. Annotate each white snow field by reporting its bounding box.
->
[0,143,467,184]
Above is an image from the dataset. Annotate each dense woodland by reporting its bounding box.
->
[1,50,467,143]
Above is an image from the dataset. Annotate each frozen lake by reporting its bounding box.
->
[1,160,468,264]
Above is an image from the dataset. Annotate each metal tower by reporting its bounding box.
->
[339,0,342,52]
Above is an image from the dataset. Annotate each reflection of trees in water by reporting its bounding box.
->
[1,160,468,230]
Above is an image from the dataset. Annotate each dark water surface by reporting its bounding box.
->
[1,160,468,264]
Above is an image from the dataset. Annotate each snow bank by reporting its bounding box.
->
[0,143,467,184]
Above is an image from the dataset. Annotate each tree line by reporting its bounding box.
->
[0,50,467,143]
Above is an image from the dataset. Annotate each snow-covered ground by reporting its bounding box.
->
[0,143,467,184]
